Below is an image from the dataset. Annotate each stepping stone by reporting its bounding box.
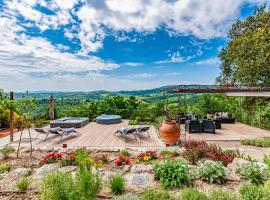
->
[132,175,149,185]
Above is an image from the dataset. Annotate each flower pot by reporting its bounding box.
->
[159,120,180,145]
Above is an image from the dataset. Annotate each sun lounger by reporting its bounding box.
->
[35,127,81,142]
[134,126,150,138]
[35,127,62,141]
[58,127,81,142]
[115,127,136,142]
[115,126,151,142]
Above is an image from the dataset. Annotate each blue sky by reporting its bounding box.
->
[0,0,269,92]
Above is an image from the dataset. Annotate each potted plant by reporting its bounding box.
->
[159,103,180,145]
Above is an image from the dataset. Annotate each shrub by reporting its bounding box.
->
[137,150,157,162]
[153,158,191,189]
[139,189,174,200]
[40,172,80,200]
[208,189,239,200]
[114,155,132,166]
[76,161,102,199]
[180,188,208,200]
[239,183,266,200]
[240,137,270,147]
[75,148,90,164]
[109,174,125,195]
[182,140,209,164]
[197,161,227,184]
[40,151,62,165]
[119,149,131,157]
[62,153,76,166]
[160,149,179,156]
[16,177,30,191]
[40,161,101,200]
[237,162,269,185]
[0,145,15,159]
[207,145,236,166]
[0,162,11,174]
[263,154,270,168]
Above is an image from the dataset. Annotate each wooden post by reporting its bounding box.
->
[9,91,14,142]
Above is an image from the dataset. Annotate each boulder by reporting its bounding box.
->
[33,163,60,180]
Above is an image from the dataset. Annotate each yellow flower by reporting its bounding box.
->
[143,156,150,161]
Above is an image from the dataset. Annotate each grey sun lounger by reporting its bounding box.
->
[35,127,62,141]
[35,127,81,143]
[115,126,151,142]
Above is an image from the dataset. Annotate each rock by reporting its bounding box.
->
[4,168,32,180]
[33,163,60,180]
[231,158,250,166]
[108,156,117,162]
[131,164,152,173]
[132,175,149,186]
[123,165,131,173]
[58,166,77,173]
[40,147,54,152]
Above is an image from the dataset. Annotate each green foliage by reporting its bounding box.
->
[76,160,102,199]
[240,137,270,147]
[0,162,11,174]
[40,172,80,200]
[16,177,30,191]
[34,118,49,128]
[139,189,174,200]
[218,7,270,86]
[75,148,90,165]
[159,149,179,156]
[197,161,227,184]
[180,188,208,200]
[0,145,15,159]
[113,194,138,200]
[237,162,270,185]
[153,158,191,189]
[239,183,267,200]
[263,154,270,168]
[119,149,131,157]
[208,189,239,200]
[109,174,125,195]
[41,160,101,200]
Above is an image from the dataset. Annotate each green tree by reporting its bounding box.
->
[217,6,270,86]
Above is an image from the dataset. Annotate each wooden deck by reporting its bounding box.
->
[1,121,270,149]
[0,120,164,148]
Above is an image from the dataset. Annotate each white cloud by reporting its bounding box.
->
[0,16,118,78]
[2,0,268,55]
[155,51,194,64]
[130,73,157,79]
[123,62,143,67]
[195,58,220,65]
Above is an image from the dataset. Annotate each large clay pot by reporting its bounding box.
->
[159,120,180,145]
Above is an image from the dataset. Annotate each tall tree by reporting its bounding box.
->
[217,6,270,86]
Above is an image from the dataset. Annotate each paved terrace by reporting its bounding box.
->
[0,121,270,151]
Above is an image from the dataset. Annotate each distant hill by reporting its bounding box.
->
[13,84,210,100]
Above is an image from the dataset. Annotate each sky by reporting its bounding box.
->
[0,0,269,92]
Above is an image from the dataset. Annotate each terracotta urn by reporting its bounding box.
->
[159,120,180,145]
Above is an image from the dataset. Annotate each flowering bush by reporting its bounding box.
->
[114,155,132,166]
[182,140,237,165]
[40,151,63,165]
[207,145,237,166]
[62,153,76,166]
[138,150,158,162]
[182,140,209,164]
